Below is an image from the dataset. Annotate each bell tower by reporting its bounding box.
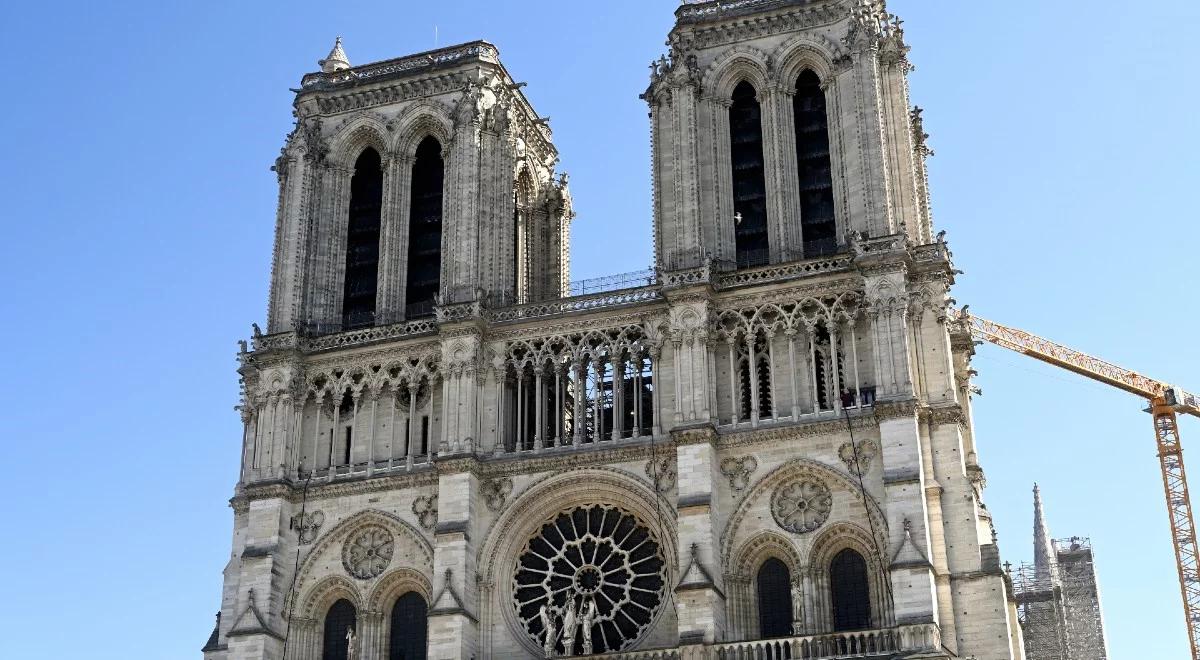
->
[647,0,932,272]
[266,38,573,335]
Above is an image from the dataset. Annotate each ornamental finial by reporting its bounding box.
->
[319,36,351,73]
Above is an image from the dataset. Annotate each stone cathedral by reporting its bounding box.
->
[204,1,1028,659]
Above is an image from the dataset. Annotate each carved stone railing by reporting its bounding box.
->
[490,287,662,323]
[715,254,853,289]
[578,624,942,660]
[299,41,499,89]
[676,0,834,25]
[305,318,438,351]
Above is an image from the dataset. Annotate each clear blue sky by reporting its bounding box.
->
[0,1,1195,658]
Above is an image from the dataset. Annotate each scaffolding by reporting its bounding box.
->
[1013,537,1109,660]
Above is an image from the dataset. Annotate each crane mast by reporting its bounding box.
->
[951,308,1200,658]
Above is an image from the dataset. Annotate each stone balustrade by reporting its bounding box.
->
[575,624,942,660]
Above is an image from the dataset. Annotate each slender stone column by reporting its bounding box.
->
[534,367,545,450]
[572,361,585,446]
[727,340,739,425]
[407,383,418,469]
[787,330,801,418]
[649,348,663,437]
[610,354,623,440]
[747,333,760,426]
[366,391,377,476]
[554,365,563,446]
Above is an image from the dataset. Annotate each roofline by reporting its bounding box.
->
[297,40,501,93]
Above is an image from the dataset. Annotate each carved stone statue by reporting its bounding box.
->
[581,598,598,655]
[540,603,557,658]
[791,581,805,627]
[561,597,578,656]
[345,627,356,660]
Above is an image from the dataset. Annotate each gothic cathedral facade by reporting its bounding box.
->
[204,2,1026,659]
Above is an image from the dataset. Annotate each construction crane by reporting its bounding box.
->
[953,308,1200,658]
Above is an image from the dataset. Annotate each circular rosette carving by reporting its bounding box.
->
[512,504,666,655]
[342,525,394,580]
[771,478,833,534]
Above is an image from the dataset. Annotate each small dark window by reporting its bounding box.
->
[323,599,357,660]
[420,416,430,455]
[342,148,383,329]
[729,81,770,268]
[793,71,837,258]
[757,558,793,639]
[388,592,428,660]
[830,549,871,631]
[343,426,353,466]
[405,137,444,317]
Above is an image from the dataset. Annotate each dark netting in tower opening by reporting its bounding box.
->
[729,80,769,268]
[793,70,837,258]
[405,136,444,318]
[342,148,383,329]
[757,557,794,639]
[388,592,428,660]
[322,599,357,660]
[830,548,872,632]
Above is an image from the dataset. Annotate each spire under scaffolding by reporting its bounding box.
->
[1013,486,1110,660]
[1033,484,1056,581]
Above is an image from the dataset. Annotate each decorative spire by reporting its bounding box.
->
[319,36,351,73]
[1033,483,1057,580]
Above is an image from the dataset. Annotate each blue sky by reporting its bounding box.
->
[0,1,1196,658]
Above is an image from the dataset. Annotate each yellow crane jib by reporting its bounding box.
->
[948,306,1200,659]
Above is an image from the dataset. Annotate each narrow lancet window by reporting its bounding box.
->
[389,592,428,660]
[757,558,793,639]
[323,599,357,660]
[342,148,383,329]
[830,548,871,631]
[729,81,769,268]
[405,136,444,317]
[793,71,837,257]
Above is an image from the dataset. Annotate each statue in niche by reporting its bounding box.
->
[561,597,578,656]
[791,581,805,631]
[581,598,598,655]
[345,627,357,660]
[539,603,557,658]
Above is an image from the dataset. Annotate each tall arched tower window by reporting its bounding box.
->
[756,558,793,639]
[830,548,871,631]
[342,148,383,329]
[405,136,444,318]
[793,70,836,258]
[729,80,769,269]
[322,599,357,660]
[389,592,428,660]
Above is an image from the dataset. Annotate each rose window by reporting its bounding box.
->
[342,525,394,579]
[513,505,666,655]
[771,478,833,534]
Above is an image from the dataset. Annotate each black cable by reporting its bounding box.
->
[843,405,897,622]
[281,470,313,658]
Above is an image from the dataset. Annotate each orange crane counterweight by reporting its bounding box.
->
[952,308,1200,658]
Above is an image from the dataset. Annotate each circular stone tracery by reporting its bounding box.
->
[771,478,833,534]
[342,525,394,579]
[513,504,666,655]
